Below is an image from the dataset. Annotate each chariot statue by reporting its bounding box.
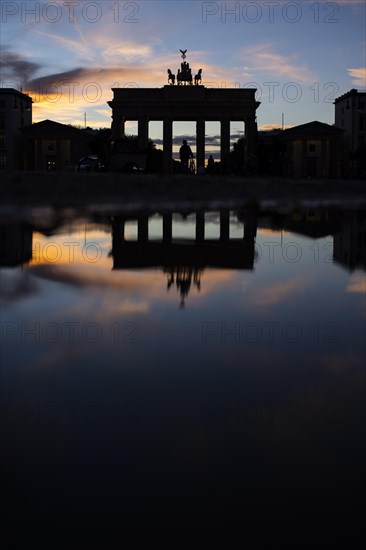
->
[166,50,203,86]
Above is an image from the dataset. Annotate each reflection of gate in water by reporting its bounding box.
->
[111,207,258,305]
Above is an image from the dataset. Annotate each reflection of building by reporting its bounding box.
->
[333,210,366,271]
[108,87,260,174]
[0,224,33,267]
[277,208,340,239]
[22,119,92,171]
[280,121,344,178]
[334,89,366,177]
[0,88,33,171]
[111,208,258,306]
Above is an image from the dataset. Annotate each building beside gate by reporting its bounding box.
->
[280,121,344,178]
[21,119,92,171]
[334,89,366,177]
[0,88,33,171]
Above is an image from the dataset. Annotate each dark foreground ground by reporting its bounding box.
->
[1,171,366,209]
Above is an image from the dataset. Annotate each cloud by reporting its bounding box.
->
[249,276,313,308]
[240,44,316,84]
[103,43,153,62]
[0,271,39,305]
[347,273,366,294]
[26,66,145,93]
[0,47,41,86]
[3,33,252,126]
[259,124,292,131]
[347,68,366,87]
[32,30,92,58]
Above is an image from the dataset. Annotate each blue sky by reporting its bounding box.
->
[1,0,365,147]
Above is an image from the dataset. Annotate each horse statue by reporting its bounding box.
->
[194,69,202,85]
[167,69,175,85]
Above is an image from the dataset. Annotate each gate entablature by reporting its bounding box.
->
[109,86,259,120]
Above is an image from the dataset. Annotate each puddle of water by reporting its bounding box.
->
[1,203,365,544]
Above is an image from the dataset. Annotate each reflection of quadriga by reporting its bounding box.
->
[110,139,147,172]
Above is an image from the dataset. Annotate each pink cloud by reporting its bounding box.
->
[348,68,366,87]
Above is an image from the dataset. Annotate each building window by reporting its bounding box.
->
[0,100,5,108]
[0,155,7,170]
[359,115,365,131]
[47,142,55,152]
[308,143,316,153]
[0,134,5,148]
[0,112,5,129]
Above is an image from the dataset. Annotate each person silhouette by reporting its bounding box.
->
[179,140,193,171]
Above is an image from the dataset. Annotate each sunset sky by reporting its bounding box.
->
[1,0,365,146]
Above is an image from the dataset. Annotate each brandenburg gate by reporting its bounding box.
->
[108,50,260,174]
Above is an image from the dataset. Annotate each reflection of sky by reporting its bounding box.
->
[1,215,365,545]
[2,225,364,380]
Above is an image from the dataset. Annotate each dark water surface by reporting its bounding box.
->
[1,201,365,545]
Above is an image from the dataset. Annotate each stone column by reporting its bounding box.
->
[243,206,258,268]
[196,211,205,242]
[163,213,172,243]
[138,215,149,243]
[138,117,149,150]
[220,118,230,174]
[245,116,258,173]
[111,108,125,139]
[112,216,125,251]
[196,119,205,175]
[220,209,230,242]
[163,118,173,174]
[244,207,258,242]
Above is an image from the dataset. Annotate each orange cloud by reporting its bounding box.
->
[259,124,293,131]
[348,68,366,87]
[347,273,366,294]
[29,230,240,310]
[240,44,316,83]
[249,276,313,307]
[24,55,239,126]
